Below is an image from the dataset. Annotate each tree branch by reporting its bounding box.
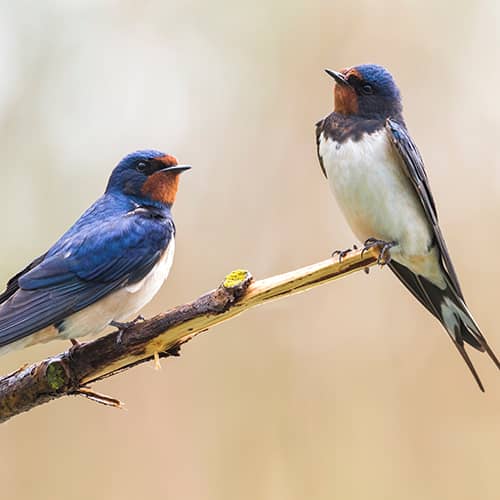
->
[0,245,381,423]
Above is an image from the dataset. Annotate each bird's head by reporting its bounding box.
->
[325,64,402,119]
[106,150,191,207]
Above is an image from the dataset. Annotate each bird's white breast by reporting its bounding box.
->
[318,129,434,263]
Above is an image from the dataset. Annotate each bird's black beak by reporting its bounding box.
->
[160,164,192,173]
[325,69,351,87]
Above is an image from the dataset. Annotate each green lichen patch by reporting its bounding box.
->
[46,361,68,391]
[223,269,250,289]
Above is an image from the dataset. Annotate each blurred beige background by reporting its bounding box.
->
[0,1,499,499]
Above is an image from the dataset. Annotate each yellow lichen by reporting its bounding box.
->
[223,269,249,288]
[46,361,67,391]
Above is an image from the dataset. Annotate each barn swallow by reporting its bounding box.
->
[0,150,190,355]
[316,64,499,391]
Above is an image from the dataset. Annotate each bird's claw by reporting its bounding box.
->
[111,315,145,344]
[331,247,353,262]
[110,315,145,331]
[331,243,359,263]
[362,238,396,265]
[68,338,84,358]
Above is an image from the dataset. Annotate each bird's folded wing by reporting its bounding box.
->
[315,119,328,179]
[0,253,47,304]
[0,214,172,347]
[386,118,463,297]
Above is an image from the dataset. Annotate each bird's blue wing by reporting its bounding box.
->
[0,212,173,348]
[386,118,462,297]
[0,253,47,305]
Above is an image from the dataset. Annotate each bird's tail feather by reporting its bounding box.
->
[438,280,500,369]
[389,260,499,391]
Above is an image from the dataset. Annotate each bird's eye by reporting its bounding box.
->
[361,84,374,95]
[136,161,148,173]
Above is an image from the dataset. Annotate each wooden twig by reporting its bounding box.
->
[0,245,381,423]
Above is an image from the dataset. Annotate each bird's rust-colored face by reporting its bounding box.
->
[327,64,402,119]
[333,67,362,115]
[141,155,182,205]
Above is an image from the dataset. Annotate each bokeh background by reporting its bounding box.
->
[1,1,499,499]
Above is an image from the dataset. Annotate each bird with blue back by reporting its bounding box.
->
[0,150,190,355]
[316,63,499,391]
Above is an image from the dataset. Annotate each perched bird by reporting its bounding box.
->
[316,64,499,390]
[0,150,190,356]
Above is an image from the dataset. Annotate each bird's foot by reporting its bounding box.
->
[68,338,85,358]
[362,238,396,265]
[331,243,358,263]
[111,315,145,344]
[110,315,145,331]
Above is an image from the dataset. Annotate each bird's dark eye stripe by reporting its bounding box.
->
[134,159,168,176]
[136,160,160,175]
